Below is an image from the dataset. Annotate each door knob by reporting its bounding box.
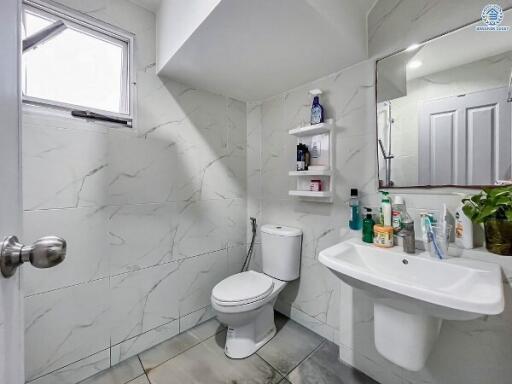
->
[0,235,66,278]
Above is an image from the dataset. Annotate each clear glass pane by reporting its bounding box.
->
[24,10,53,38]
[23,9,126,114]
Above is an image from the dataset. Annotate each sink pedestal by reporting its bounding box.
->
[374,303,442,371]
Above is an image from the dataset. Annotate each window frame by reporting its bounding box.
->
[22,0,136,126]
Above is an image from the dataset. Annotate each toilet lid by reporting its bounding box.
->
[212,271,274,306]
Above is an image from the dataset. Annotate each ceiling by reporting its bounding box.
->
[157,0,375,101]
[129,0,161,13]
[407,11,512,80]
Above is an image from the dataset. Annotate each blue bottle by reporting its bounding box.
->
[310,96,324,125]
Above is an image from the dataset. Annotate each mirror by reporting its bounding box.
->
[376,11,512,188]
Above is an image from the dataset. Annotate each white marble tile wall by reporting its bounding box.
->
[247,59,379,344]
[245,3,512,384]
[21,1,512,384]
[22,1,246,384]
[368,0,512,58]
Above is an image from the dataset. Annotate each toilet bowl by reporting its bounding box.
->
[211,224,302,359]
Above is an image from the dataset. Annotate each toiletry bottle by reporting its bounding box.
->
[455,203,474,249]
[362,207,375,243]
[297,144,305,171]
[311,95,324,125]
[380,191,392,227]
[349,188,362,230]
[392,195,405,232]
[304,144,310,171]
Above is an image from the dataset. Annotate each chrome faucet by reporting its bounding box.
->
[401,220,416,254]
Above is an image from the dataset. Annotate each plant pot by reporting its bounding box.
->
[484,219,512,256]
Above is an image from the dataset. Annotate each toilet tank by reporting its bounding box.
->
[260,224,302,281]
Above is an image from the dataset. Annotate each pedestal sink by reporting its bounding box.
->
[319,238,504,371]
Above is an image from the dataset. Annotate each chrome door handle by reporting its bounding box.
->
[0,235,66,278]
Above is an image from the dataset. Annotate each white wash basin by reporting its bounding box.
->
[319,238,504,371]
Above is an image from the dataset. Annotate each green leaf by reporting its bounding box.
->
[460,187,512,223]
[470,194,483,204]
[475,205,498,223]
[462,204,478,220]
[488,186,512,198]
[495,196,512,206]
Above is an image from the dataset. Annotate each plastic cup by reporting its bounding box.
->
[427,225,452,259]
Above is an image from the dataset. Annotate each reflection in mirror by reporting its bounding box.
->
[376,11,512,188]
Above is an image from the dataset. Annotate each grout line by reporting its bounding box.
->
[27,347,111,383]
[25,246,230,298]
[283,340,326,378]
[24,276,109,298]
[136,355,152,384]
[23,197,247,213]
[253,353,285,382]
[112,317,179,348]
[140,325,226,375]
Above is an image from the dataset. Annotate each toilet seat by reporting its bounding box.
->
[212,271,274,306]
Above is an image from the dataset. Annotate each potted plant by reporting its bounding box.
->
[462,186,512,256]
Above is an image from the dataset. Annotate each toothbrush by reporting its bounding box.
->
[442,204,447,236]
[423,215,443,259]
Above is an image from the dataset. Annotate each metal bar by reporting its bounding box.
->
[71,110,131,126]
[22,20,66,52]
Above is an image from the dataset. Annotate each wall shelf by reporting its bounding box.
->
[289,170,332,176]
[289,116,333,203]
[289,190,332,198]
[288,122,332,137]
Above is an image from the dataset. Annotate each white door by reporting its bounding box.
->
[418,87,511,185]
[0,0,24,383]
[0,3,68,382]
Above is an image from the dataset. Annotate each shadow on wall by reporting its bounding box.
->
[113,77,246,204]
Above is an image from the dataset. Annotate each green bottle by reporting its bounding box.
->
[362,207,375,244]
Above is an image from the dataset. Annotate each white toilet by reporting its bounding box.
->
[211,224,302,359]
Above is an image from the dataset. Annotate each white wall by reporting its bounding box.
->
[22,1,246,383]
[248,57,512,384]
[247,60,379,342]
[247,2,512,383]
[368,0,512,58]
[156,0,221,71]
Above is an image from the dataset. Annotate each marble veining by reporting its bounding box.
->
[23,1,246,383]
[368,0,512,57]
[248,31,512,384]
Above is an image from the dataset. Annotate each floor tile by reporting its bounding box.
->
[126,375,150,384]
[257,314,325,375]
[287,341,379,384]
[139,319,224,371]
[126,375,151,384]
[148,332,282,384]
[80,356,144,384]
[187,317,225,340]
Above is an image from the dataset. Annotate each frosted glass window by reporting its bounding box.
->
[22,5,131,116]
